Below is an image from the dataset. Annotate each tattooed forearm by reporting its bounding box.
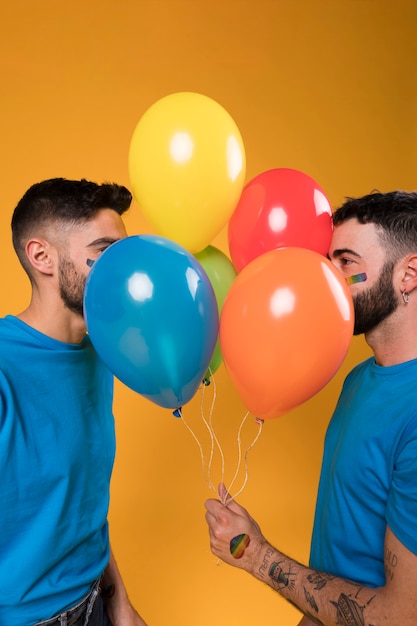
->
[256,550,379,626]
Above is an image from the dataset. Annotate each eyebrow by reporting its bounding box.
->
[331,247,362,259]
[86,237,121,248]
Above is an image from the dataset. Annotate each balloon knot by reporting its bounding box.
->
[202,377,211,386]
[173,408,182,418]
[255,417,264,425]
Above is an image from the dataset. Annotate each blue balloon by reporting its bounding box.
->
[84,235,219,410]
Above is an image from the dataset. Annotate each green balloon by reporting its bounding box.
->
[195,245,237,378]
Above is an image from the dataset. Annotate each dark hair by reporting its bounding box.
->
[12,177,132,267]
[333,190,417,260]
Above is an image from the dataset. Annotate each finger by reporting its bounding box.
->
[218,488,247,516]
[205,498,224,516]
[218,482,228,500]
[218,483,244,512]
[205,509,217,529]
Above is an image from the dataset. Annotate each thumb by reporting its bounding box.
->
[218,483,243,513]
[218,482,230,505]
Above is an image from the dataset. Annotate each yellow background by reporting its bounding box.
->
[1,1,416,624]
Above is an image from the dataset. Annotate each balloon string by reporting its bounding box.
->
[180,410,208,482]
[225,411,249,497]
[198,379,216,493]
[179,375,263,502]
[203,371,226,492]
[224,415,264,504]
[180,372,222,495]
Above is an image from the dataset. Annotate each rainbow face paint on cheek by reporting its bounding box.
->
[346,272,367,285]
[230,533,250,559]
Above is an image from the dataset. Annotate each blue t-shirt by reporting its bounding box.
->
[0,316,115,625]
[310,356,417,587]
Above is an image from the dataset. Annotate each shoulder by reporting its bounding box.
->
[0,317,18,358]
[0,316,34,353]
[342,356,374,387]
[0,315,22,338]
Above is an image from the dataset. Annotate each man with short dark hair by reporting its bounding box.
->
[1,178,147,625]
[205,190,417,625]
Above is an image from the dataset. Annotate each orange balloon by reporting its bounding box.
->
[219,247,354,420]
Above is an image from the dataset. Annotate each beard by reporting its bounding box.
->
[58,256,87,317]
[353,261,398,335]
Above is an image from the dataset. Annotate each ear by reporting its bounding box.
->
[25,238,55,275]
[399,254,417,293]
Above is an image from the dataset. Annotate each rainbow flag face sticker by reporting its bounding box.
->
[230,533,250,559]
[346,272,367,285]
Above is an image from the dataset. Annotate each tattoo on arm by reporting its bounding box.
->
[268,560,296,591]
[303,585,319,612]
[330,590,376,626]
[260,559,378,626]
[304,571,377,625]
[384,546,398,582]
[307,571,335,590]
[258,548,274,579]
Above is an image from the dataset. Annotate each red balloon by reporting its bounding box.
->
[228,168,333,272]
[219,247,353,420]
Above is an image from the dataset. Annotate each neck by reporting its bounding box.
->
[365,308,417,366]
[17,295,87,344]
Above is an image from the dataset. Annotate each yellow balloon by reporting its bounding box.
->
[128,92,246,253]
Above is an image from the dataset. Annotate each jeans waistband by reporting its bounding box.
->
[34,579,101,626]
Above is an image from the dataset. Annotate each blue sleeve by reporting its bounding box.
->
[0,369,8,427]
[386,414,417,555]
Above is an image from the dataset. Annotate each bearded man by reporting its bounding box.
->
[206,190,417,626]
